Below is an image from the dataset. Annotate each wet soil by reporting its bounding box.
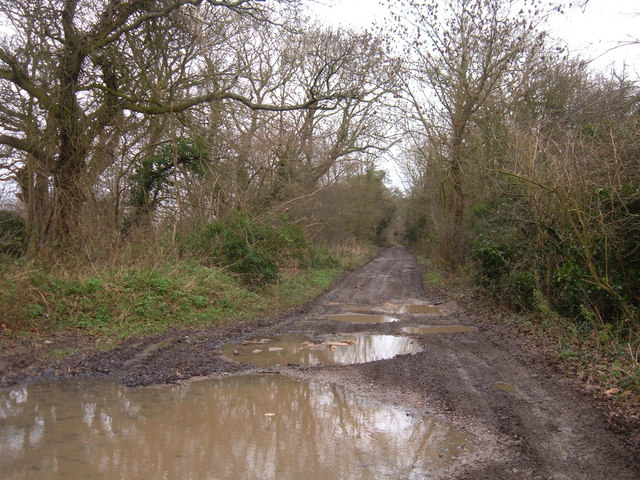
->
[1,245,639,479]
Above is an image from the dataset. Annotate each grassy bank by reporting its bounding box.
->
[0,242,375,346]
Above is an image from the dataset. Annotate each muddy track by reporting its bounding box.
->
[1,246,638,479]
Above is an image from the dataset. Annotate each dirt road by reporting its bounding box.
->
[1,246,638,479]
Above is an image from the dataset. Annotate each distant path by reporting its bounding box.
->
[318,245,424,304]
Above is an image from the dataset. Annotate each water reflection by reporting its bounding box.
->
[400,304,443,314]
[318,303,443,316]
[327,313,399,323]
[221,334,422,366]
[0,376,474,479]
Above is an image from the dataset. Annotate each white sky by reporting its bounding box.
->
[549,0,640,75]
[305,0,640,76]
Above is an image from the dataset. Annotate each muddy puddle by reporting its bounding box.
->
[221,334,422,367]
[400,304,443,314]
[324,303,443,315]
[491,383,518,394]
[0,376,475,479]
[327,313,399,323]
[403,325,479,335]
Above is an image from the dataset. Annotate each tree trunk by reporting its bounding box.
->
[46,155,86,247]
[43,15,89,249]
[448,120,467,264]
[16,160,50,253]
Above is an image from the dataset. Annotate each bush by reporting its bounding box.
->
[551,253,587,317]
[300,246,341,269]
[507,269,537,311]
[473,235,536,311]
[473,235,511,290]
[187,211,308,285]
[0,210,26,256]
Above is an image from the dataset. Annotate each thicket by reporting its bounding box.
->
[406,63,639,349]
[467,67,639,342]
[399,1,639,385]
[0,218,376,335]
[0,210,26,256]
[291,167,398,246]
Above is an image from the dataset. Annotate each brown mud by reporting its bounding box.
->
[1,245,638,479]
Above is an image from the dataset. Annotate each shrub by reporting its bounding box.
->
[507,269,537,311]
[473,235,511,290]
[473,235,537,311]
[187,211,309,285]
[0,210,26,256]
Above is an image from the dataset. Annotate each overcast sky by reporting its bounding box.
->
[305,0,640,77]
[303,0,639,188]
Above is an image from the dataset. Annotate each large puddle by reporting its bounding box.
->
[221,334,422,367]
[1,376,475,479]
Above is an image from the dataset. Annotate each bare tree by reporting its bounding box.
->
[391,0,547,263]
[177,23,400,221]
[0,0,361,252]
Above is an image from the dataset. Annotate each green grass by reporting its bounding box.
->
[0,248,368,342]
[423,272,443,286]
[415,255,444,286]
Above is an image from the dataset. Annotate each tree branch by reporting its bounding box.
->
[122,91,349,115]
[91,0,259,50]
[0,49,53,110]
[0,134,50,164]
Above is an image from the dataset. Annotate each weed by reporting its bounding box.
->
[216,298,236,311]
[46,348,74,359]
[191,295,209,308]
[423,272,443,286]
[559,349,578,360]
[27,304,44,319]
